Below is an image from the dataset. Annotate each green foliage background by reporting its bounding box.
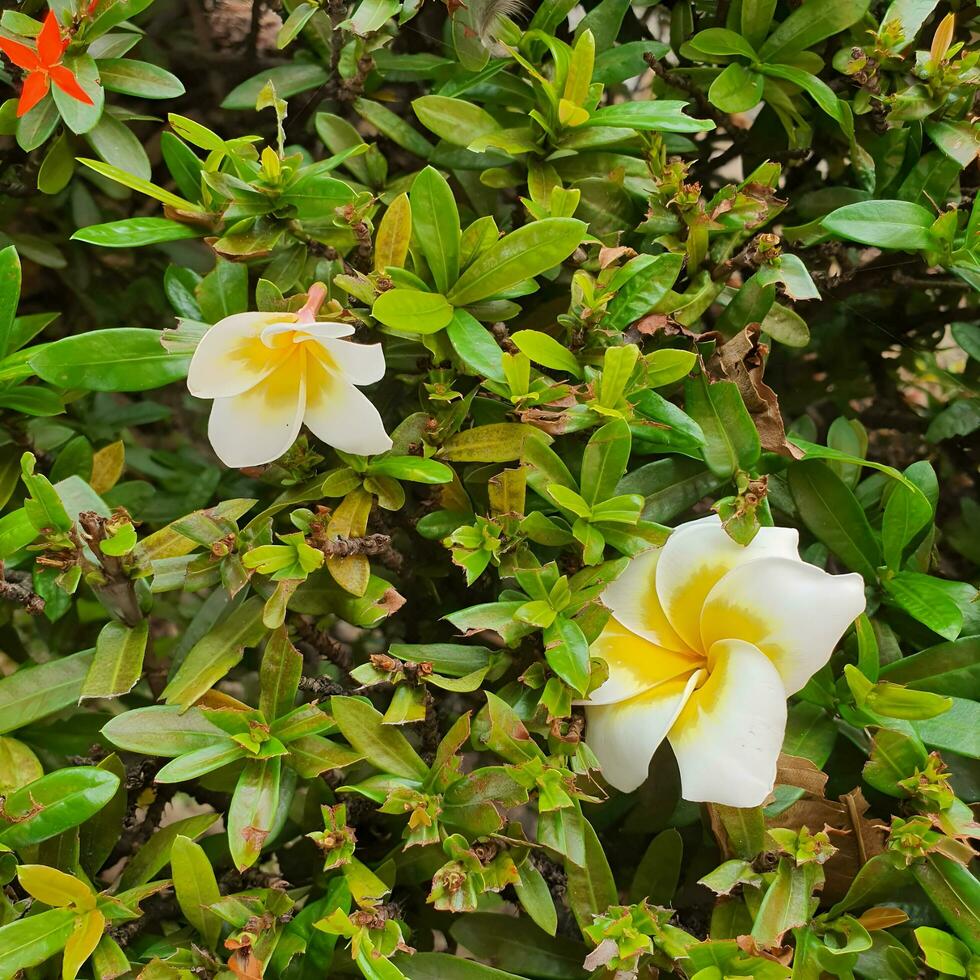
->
[0,0,978,977]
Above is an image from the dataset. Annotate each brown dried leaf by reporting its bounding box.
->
[378,587,406,617]
[598,245,636,268]
[708,326,803,459]
[772,787,886,903]
[735,935,793,965]
[775,752,828,798]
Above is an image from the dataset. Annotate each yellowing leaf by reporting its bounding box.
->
[89,441,125,494]
[62,909,105,980]
[374,193,412,273]
[18,866,96,911]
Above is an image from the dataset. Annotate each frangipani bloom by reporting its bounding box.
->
[585,516,866,807]
[0,11,93,118]
[188,283,391,468]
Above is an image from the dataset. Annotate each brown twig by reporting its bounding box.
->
[642,52,731,131]
[0,565,45,616]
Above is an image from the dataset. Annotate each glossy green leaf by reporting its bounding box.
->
[0,767,120,849]
[30,329,190,392]
[788,460,882,580]
[447,219,586,307]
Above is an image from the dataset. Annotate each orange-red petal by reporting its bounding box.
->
[0,36,41,71]
[37,11,66,66]
[49,64,93,104]
[17,70,49,116]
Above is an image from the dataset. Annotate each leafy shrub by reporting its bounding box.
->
[0,1,977,979]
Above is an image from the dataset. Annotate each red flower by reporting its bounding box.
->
[0,10,94,117]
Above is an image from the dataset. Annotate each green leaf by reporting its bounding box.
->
[72,218,200,248]
[685,376,760,478]
[751,858,822,948]
[882,480,933,571]
[543,616,591,695]
[757,63,842,123]
[447,309,507,383]
[260,626,303,721]
[759,0,872,61]
[914,697,980,758]
[77,158,204,213]
[86,0,156,38]
[412,95,501,147]
[823,200,937,250]
[119,811,219,889]
[605,253,684,330]
[162,597,268,708]
[372,289,453,334]
[514,862,558,937]
[277,2,318,47]
[221,64,330,110]
[581,419,631,506]
[172,835,222,948]
[367,456,453,484]
[81,619,149,699]
[450,914,588,979]
[447,218,586,307]
[646,349,697,388]
[101,704,229,755]
[564,813,618,932]
[618,456,722,522]
[197,257,249,321]
[862,728,928,796]
[882,572,963,640]
[0,908,76,977]
[0,244,22,359]
[630,828,683,905]
[410,166,460,294]
[709,63,765,113]
[52,54,103,135]
[593,41,671,85]
[510,329,583,378]
[711,804,767,860]
[788,460,882,580]
[915,926,971,976]
[331,696,429,780]
[29,328,190,391]
[691,27,760,59]
[0,767,120,849]
[96,58,186,98]
[586,100,713,133]
[0,650,93,734]
[880,636,980,698]
[912,855,980,954]
[228,757,282,871]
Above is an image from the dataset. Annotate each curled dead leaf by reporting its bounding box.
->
[771,788,886,904]
[707,326,803,459]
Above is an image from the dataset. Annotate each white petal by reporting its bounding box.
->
[586,670,702,793]
[304,356,392,456]
[316,337,386,386]
[668,638,787,808]
[700,556,866,694]
[188,312,293,399]
[296,321,356,340]
[207,349,306,467]
[656,521,801,652]
[587,617,704,705]
[602,548,688,653]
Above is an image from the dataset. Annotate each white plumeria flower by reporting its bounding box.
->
[585,515,866,808]
[187,283,392,468]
